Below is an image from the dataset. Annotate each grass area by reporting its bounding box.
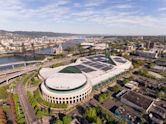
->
[13,94,26,124]
[21,72,42,87]
[27,89,68,118]
[33,89,67,108]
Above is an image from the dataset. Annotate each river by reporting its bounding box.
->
[0,39,83,65]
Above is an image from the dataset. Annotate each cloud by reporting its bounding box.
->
[159,7,166,11]
[0,0,166,34]
[0,0,71,21]
[73,3,81,8]
[84,0,106,7]
[112,4,133,9]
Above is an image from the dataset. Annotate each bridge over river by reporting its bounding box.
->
[0,60,42,71]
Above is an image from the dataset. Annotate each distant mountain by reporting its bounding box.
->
[0,30,83,37]
[11,31,75,37]
[0,30,10,34]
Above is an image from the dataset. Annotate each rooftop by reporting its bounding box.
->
[39,54,131,88]
[45,73,87,91]
[59,66,82,73]
[122,91,153,110]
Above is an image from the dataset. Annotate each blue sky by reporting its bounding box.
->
[0,0,166,35]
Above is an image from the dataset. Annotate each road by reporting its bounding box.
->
[16,81,39,124]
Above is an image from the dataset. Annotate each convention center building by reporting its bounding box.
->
[39,54,132,105]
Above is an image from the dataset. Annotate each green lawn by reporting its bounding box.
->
[33,89,67,108]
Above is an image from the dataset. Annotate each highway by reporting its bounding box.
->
[0,56,78,84]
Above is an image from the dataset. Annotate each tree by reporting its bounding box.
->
[77,44,84,56]
[21,43,26,54]
[55,119,63,124]
[7,95,17,124]
[85,107,97,122]
[111,85,120,93]
[63,115,72,124]
[138,69,148,76]
[123,78,129,85]
[88,46,94,55]
[161,86,166,92]
[98,93,109,103]
[132,59,145,68]
[31,42,35,58]
[98,95,105,103]
[96,117,102,124]
[157,91,165,99]
[0,107,7,124]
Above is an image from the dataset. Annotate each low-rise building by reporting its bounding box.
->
[150,105,166,119]
[149,113,164,124]
[114,106,141,123]
[124,81,139,90]
[151,65,166,72]
[120,91,154,112]
[93,43,108,50]
[155,58,166,67]
[81,42,108,50]
[135,50,158,59]
[135,76,165,89]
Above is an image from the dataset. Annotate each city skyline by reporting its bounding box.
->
[0,0,166,35]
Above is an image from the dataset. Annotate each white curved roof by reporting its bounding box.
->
[45,73,87,90]
[39,68,55,79]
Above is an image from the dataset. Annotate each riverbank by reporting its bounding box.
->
[0,54,14,58]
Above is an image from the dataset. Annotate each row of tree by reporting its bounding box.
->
[0,106,7,124]
[55,115,72,124]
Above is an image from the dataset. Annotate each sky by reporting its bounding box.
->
[0,0,166,35]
